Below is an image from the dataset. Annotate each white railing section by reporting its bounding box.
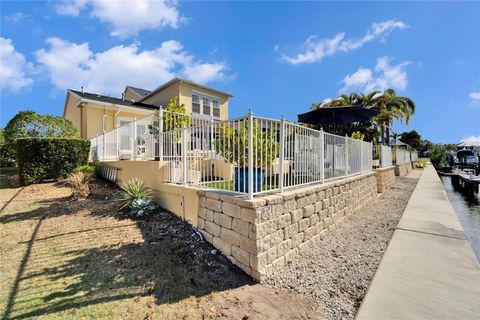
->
[411,151,418,162]
[91,109,376,198]
[91,114,158,161]
[393,148,413,165]
[90,110,212,162]
[373,144,392,168]
[160,110,373,198]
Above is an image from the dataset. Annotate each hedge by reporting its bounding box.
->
[16,138,91,185]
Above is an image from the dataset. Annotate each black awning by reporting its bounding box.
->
[297,106,379,126]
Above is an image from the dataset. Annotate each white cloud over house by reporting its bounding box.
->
[35,37,227,95]
[0,37,34,92]
[340,56,411,93]
[469,91,480,101]
[277,20,408,65]
[54,0,182,38]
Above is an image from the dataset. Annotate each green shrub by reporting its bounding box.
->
[73,165,95,174]
[428,146,446,167]
[119,178,155,217]
[129,197,156,217]
[16,138,90,185]
[4,111,79,163]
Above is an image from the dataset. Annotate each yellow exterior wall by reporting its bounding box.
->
[100,160,200,226]
[179,83,229,120]
[63,92,83,136]
[141,81,230,120]
[82,105,153,139]
[141,83,180,107]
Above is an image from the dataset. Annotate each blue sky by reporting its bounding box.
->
[1,1,479,143]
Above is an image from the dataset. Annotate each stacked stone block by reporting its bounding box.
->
[374,166,396,193]
[198,172,377,281]
[394,162,413,176]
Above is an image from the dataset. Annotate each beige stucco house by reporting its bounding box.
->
[64,77,233,139]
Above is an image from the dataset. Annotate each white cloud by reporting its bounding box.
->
[469,91,480,101]
[341,56,411,93]
[460,135,480,144]
[277,20,408,65]
[0,37,34,92]
[54,0,181,38]
[35,37,227,95]
[54,0,88,16]
[5,12,28,23]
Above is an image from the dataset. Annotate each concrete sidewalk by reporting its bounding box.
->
[356,166,480,320]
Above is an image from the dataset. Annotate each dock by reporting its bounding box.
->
[450,169,480,194]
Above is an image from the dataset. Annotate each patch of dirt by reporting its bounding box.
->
[1,178,323,319]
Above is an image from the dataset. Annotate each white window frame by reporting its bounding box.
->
[203,96,211,116]
[212,98,220,118]
[192,93,201,114]
[192,90,220,119]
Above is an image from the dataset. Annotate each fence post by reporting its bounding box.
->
[360,141,363,172]
[279,115,285,193]
[248,109,254,199]
[345,135,349,177]
[116,122,119,160]
[102,132,106,161]
[95,135,99,161]
[159,108,164,161]
[182,124,187,186]
[133,118,137,160]
[320,128,324,183]
[210,115,214,151]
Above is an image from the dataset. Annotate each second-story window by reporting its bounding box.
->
[192,94,200,113]
[203,96,210,115]
[212,99,220,117]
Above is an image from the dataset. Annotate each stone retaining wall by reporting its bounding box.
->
[198,172,377,281]
[374,166,395,193]
[394,162,413,176]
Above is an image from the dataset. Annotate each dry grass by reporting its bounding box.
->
[0,179,320,320]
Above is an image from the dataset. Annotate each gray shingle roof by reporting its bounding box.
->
[70,89,159,110]
[126,86,152,97]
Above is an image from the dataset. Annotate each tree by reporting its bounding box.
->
[400,130,422,150]
[369,89,416,144]
[148,96,190,141]
[392,132,399,144]
[3,110,79,161]
[320,93,362,108]
[0,129,14,167]
[418,139,433,157]
[429,145,446,167]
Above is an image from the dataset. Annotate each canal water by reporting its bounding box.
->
[440,176,480,262]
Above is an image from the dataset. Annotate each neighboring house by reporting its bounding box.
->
[64,77,233,139]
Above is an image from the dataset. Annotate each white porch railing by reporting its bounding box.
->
[91,109,376,199]
[160,110,373,198]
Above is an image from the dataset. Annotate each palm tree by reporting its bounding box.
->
[370,89,416,145]
[358,91,381,108]
[332,93,362,107]
[392,132,399,145]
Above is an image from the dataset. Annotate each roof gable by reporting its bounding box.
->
[139,77,233,102]
[125,86,152,98]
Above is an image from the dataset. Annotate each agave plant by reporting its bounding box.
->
[119,178,152,210]
[129,197,156,217]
